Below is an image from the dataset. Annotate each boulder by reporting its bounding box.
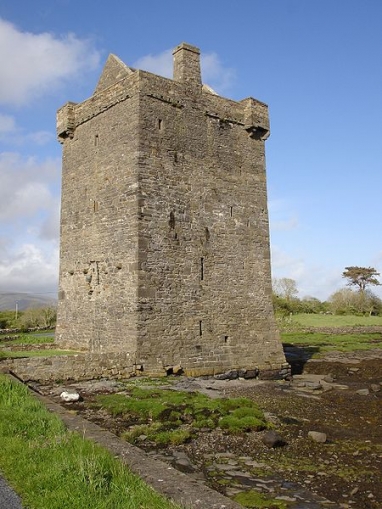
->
[60,391,80,402]
[261,430,286,448]
[308,431,327,443]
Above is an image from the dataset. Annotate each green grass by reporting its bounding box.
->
[0,374,180,509]
[1,334,54,345]
[0,349,79,359]
[282,331,382,356]
[96,389,268,446]
[285,313,382,328]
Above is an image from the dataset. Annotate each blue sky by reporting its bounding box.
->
[0,0,381,301]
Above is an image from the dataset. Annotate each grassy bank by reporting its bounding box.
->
[0,375,180,509]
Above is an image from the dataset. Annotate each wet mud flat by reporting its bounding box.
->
[37,350,382,509]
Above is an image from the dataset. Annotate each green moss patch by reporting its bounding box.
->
[94,389,268,446]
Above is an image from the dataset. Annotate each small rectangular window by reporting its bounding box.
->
[94,134,99,146]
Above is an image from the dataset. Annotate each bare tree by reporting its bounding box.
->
[272,277,298,301]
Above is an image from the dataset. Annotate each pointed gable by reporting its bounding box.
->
[94,54,134,94]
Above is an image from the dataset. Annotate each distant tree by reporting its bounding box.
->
[19,306,57,330]
[342,266,381,292]
[329,288,358,315]
[329,287,382,316]
[0,310,23,329]
[300,296,327,314]
[272,278,298,302]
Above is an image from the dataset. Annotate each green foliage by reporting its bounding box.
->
[0,307,57,330]
[0,375,181,509]
[19,306,57,330]
[342,266,381,292]
[96,389,267,446]
[0,310,21,329]
[328,288,382,316]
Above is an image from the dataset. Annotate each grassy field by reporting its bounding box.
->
[0,374,181,509]
[283,313,382,328]
[281,331,382,355]
[0,332,79,359]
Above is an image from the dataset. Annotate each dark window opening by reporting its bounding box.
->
[230,206,233,217]
[201,257,204,280]
[199,321,203,336]
[94,134,99,146]
[205,227,210,241]
[169,211,175,229]
[224,335,229,343]
[158,119,163,130]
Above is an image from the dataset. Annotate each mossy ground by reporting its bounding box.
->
[92,388,268,446]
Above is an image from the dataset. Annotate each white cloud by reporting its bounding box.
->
[270,216,299,232]
[134,49,173,79]
[201,52,235,93]
[0,113,16,134]
[39,200,60,241]
[269,199,300,231]
[0,17,100,106]
[0,241,58,294]
[271,244,344,301]
[0,152,59,222]
[133,47,235,94]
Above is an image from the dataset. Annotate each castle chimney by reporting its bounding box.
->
[173,43,202,87]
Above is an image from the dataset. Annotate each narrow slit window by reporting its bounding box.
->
[199,320,203,336]
[201,257,204,280]
[94,134,99,146]
[230,206,233,217]
[158,119,163,130]
[93,201,99,212]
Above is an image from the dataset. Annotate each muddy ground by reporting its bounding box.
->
[37,348,382,509]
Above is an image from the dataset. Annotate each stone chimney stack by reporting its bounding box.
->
[173,43,202,87]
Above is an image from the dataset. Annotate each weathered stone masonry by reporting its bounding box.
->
[55,42,288,378]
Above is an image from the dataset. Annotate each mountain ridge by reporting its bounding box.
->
[0,293,57,311]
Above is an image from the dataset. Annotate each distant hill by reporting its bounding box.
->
[0,293,57,311]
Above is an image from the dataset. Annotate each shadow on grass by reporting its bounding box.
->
[282,343,321,375]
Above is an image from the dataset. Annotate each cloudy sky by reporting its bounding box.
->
[0,0,381,301]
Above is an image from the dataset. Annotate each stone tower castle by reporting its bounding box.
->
[56,42,288,378]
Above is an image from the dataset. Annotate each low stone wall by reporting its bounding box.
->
[2,353,136,382]
[1,353,291,383]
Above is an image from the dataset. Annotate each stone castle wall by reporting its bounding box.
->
[56,43,287,377]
